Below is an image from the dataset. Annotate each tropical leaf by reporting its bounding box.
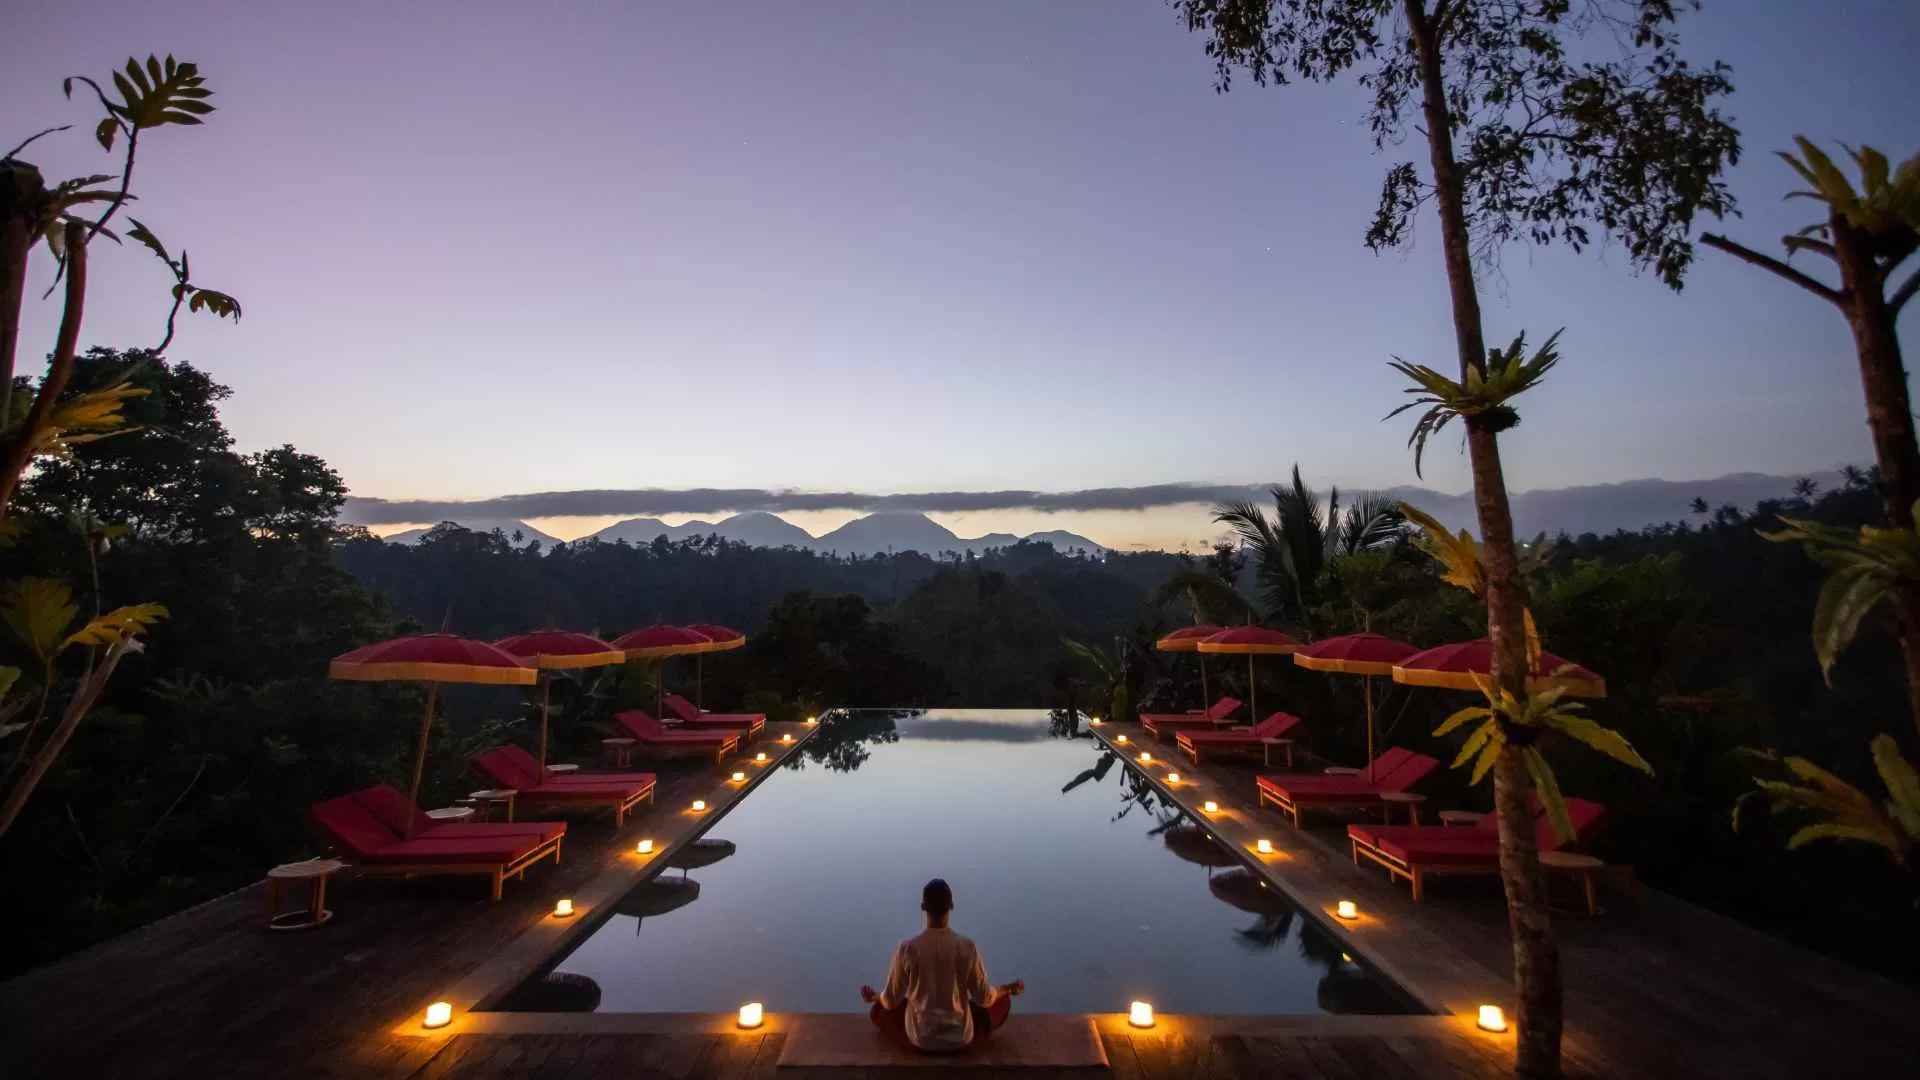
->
[1435,703,1489,738]
[126,217,176,269]
[22,380,151,460]
[1743,735,1920,867]
[1522,746,1576,843]
[1875,734,1920,840]
[181,286,242,321]
[1762,504,1920,682]
[1452,716,1497,769]
[1469,725,1505,785]
[1546,710,1653,774]
[0,665,19,701]
[3,578,78,664]
[108,55,216,132]
[62,602,167,649]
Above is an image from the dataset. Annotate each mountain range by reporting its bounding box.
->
[382,511,1107,556]
[374,471,1834,553]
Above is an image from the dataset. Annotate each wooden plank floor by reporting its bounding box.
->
[1086,720,1920,1079]
[3,715,1910,1078]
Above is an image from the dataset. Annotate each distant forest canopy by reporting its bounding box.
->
[3,351,1912,984]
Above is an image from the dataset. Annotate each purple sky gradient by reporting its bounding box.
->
[7,1,1918,546]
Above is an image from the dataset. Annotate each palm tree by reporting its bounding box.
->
[1213,465,1404,627]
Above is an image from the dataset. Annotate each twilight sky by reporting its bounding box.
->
[7,1,1918,548]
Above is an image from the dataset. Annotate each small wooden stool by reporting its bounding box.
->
[1380,791,1426,825]
[265,858,344,931]
[601,737,636,768]
[1540,850,1606,915]
[1261,737,1294,768]
[1438,810,1485,827]
[468,789,517,822]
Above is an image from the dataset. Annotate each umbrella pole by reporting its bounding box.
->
[1200,655,1210,711]
[407,683,440,836]
[1364,676,1375,781]
[537,675,551,768]
[696,654,704,710]
[1248,653,1257,717]
[656,659,665,717]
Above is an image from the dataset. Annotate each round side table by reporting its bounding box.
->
[546,762,579,774]
[1539,850,1605,915]
[601,738,636,768]
[1380,791,1427,825]
[426,806,474,824]
[1261,737,1294,768]
[468,789,517,822]
[265,858,344,931]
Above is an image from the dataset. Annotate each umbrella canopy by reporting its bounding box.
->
[1155,624,1224,652]
[494,631,627,766]
[682,623,747,707]
[1157,624,1224,712]
[684,623,747,653]
[1198,626,1300,718]
[330,633,537,686]
[1295,633,1422,778]
[329,633,534,831]
[1292,632,1420,676]
[613,625,713,714]
[666,837,738,873]
[1392,638,1606,698]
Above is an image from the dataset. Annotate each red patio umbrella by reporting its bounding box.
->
[612,624,712,715]
[1196,626,1299,718]
[683,623,748,709]
[494,631,627,767]
[329,633,535,831]
[1156,624,1223,713]
[1391,638,1606,699]
[1294,632,1421,779]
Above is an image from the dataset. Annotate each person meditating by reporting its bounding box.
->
[860,878,1024,1052]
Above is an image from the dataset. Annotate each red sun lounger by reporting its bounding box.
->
[1255,747,1439,826]
[1176,710,1303,763]
[309,787,564,900]
[613,709,740,763]
[1347,798,1607,900]
[1139,696,1243,739]
[472,746,656,828]
[662,693,767,740]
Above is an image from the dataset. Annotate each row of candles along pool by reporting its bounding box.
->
[412,715,1513,1038]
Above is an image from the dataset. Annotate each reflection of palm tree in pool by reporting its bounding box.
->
[1059,750,1116,795]
[1296,915,1404,1014]
[793,709,904,773]
[1112,766,1173,823]
[1208,867,1298,951]
[1163,825,1238,875]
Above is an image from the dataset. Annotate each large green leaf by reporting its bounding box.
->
[1872,735,1920,839]
[110,55,215,131]
[1523,746,1576,844]
[3,578,78,664]
[1548,711,1652,774]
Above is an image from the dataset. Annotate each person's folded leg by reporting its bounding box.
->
[870,1002,906,1037]
[969,995,1013,1042]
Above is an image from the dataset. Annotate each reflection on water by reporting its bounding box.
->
[517,709,1412,1015]
[500,971,602,1012]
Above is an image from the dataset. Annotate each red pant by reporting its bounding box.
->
[869,997,1012,1049]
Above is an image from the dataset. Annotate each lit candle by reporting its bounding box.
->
[423,1001,452,1029]
[1115,734,1129,744]
[691,799,706,812]
[1089,716,1102,725]
[1128,1000,1154,1028]
[738,1001,764,1029]
[805,715,818,725]
[781,734,793,744]
[1165,772,1180,783]
[731,770,746,782]
[636,838,654,855]
[1138,752,1152,764]
[755,751,767,763]
[1256,839,1273,854]
[553,898,574,918]
[1203,800,1219,814]
[1477,1004,1508,1033]
[1336,900,1358,920]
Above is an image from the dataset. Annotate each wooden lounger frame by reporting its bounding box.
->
[1257,784,1402,828]
[520,779,655,828]
[1348,831,1495,902]
[347,832,564,901]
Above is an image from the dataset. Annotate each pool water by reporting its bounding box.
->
[503,709,1413,1015]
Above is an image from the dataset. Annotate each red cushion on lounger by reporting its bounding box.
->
[614,710,736,744]
[352,784,435,836]
[524,780,650,801]
[1183,712,1302,745]
[539,771,657,787]
[1375,830,1503,867]
[664,694,766,724]
[473,747,542,790]
[360,834,547,865]
[310,792,401,857]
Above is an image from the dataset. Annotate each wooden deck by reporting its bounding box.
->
[1,715,1911,1078]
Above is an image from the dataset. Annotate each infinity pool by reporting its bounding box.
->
[502,709,1413,1015]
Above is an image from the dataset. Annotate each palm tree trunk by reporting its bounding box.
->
[1832,217,1920,743]
[1405,1,1560,1073]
